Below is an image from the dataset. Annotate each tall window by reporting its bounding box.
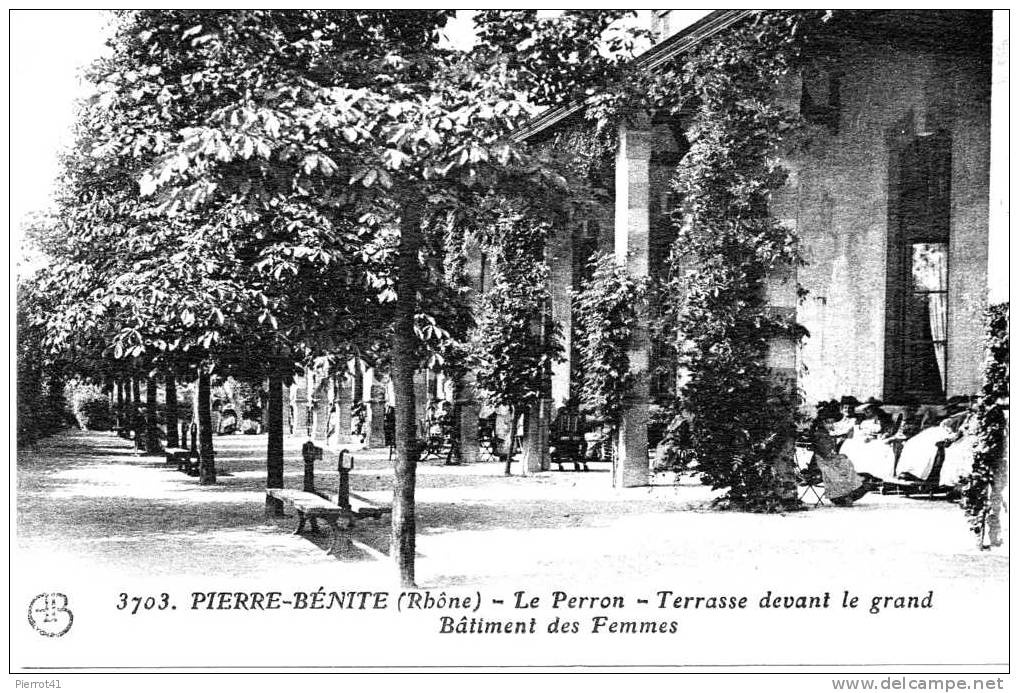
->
[904,242,949,395]
[885,131,951,401]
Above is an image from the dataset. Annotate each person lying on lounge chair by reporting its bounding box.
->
[937,400,978,487]
[894,397,967,482]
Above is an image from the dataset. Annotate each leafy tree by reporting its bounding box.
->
[62,9,642,585]
[17,275,72,445]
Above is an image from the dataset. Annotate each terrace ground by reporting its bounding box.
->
[13,429,1010,669]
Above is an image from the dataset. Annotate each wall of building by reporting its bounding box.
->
[785,37,990,404]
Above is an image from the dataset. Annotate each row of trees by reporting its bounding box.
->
[24,9,882,576]
[23,10,645,585]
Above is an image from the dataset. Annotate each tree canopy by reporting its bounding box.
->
[25,9,645,585]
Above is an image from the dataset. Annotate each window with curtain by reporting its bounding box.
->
[885,130,951,401]
[903,242,948,395]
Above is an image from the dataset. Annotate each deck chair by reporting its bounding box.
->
[899,442,952,499]
[795,446,827,506]
[550,408,588,471]
[477,414,500,462]
[419,417,451,462]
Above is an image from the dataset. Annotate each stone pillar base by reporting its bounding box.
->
[615,399,649,488]
[521,400,551,474]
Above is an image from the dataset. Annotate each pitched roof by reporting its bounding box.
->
[514,10,752,141]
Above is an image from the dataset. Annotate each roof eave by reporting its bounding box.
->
[514,9,754,142]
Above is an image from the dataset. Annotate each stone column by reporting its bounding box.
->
[613,123,652,488]
[455,374,480,464]
[985,10,1009,548]
[312,376,330,441]
[550,222,574,407]
[334,372,353,445]
[521,400,551,475]
[413,370,430,424]
[290,372,304,437]
[763,228,799,389]
[365,368,387,448]
[988,9,1008,305]
[282,384,292,435]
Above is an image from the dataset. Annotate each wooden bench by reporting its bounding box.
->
[165,447,195,473]
[346,492,389,519]
[266,488,358,555]
[264,445,389,556]
[165,447,199,476]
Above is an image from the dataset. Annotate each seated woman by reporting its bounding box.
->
[826,395,861,440]
[806,401,868,506]
[838,398,897,480]
[891,396,935,440]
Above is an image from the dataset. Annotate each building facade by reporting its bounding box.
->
[524,10,1001,485]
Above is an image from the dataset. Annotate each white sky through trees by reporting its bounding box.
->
[10,11,112,235]
[8,9,708,254]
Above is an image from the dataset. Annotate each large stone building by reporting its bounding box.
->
[517,10,1004,486]
[289,11,1004,491]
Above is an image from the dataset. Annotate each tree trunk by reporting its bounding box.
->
[115,380,124,431]
[266,367,285,517]
[165,376,179,448]
[504,406,517,476]
[132,378,144,449]
[121,377,133,440]
[145,377,162,453]
[197,370,216,485]
[391,198,424,587]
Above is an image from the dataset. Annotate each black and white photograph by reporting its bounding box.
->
[9,8,1010,684]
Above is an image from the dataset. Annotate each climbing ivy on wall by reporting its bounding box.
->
[469,211,564,434]
[573,251,650,445]
[646,12,828,510]
[961,302,1009,547]
[548,124,617,198]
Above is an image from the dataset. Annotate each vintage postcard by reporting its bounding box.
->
[10,8,1010,683]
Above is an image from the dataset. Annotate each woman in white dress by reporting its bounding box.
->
[895,400,971,484]
[937,406,977,487]
[838,399,897,480]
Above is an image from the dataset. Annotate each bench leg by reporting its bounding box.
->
[323,517,353,556]
[294,510,307,535]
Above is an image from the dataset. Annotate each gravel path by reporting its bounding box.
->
[17,429,1008,589]
[14,429,1009,668]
